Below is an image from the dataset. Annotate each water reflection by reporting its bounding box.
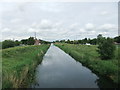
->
[32,44,99,88]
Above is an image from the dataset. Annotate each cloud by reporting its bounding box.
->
[1,22,118,41]
[79,28,86,33]
[39,2,63,13]
[26,19,68,41]
[39,19,54,29]
[28,28,36,33]
[84,23,117,33]
[98,24,117,30]
[1,28,11,33]
[30,19,63,31]
[100,11,108,15]
[1,2,118,41]
[10,18,22,23]
[85,23,95,30]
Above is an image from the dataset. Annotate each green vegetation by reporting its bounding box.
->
[0,42,2,49]
[53,35,120,45]
[55,43,119,84]
[2,37,51,49]
[21,37,35,45]
[2,44,50,88]
[97,37,116,60]
[114,36,120,43]
[2,40,21,49]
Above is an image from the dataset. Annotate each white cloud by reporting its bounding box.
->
[10,18,22,23]
[30,19,63,31]
[79,28,86,32]
[98,24,117,32]
[1,22,118,41]
[39,2,63,13]
[1,2,118,41]
[28,28,36,32]
[85,23,95,30]
[2,28,10,32]
[100,11,108,15]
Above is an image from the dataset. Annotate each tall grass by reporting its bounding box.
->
[55,43,119,84]
[2,44,50,88]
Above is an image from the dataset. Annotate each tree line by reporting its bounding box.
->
[54,35,120,45]
[54,34,120,60]
[2,37,51,49]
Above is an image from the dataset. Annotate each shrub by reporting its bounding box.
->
[97,38,116,60]
[2,40,15,49]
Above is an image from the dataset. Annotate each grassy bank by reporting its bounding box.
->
[55,43,119,85]
[2,44,50,88]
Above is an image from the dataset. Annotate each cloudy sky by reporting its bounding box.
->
[0,1,118,41]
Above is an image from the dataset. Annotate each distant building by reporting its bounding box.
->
[34,39,41,45]
[86,43,91,45]
[34,32,41,45]
[114,42,120,45]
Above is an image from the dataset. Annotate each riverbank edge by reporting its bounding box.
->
[55,43,119,87]
[21,45,50,88]
[2,44,50,88]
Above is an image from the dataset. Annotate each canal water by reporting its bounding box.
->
[31,44,100,88]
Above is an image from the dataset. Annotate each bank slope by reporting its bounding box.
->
[2,44,50,88]
[55,43,119,86]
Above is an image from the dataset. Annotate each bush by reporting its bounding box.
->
[97,38,116,60]
[27,37,35,45]
[14,40,21,46]
[2,40,15,49]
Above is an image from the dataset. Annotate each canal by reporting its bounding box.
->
[31,44,100,88]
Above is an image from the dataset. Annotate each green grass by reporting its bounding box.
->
[55,43,119,84]
[2,44,50,88]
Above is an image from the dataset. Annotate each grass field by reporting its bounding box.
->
[55,43,119,84]
[2,44,50,88]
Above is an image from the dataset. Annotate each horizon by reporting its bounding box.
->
[1,34,119,42]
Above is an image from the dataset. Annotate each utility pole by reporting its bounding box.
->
[34,32,36,39]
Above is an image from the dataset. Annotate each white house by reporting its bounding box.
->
[86,43,91,45]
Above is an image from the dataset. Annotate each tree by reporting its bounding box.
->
[27,37,35,45]
[87,38,91,43]
[78,40,81,44]
[2,40,15,49]
[60,40,65,43]
[97,34,103,44]
[97,38,116,60]
[73,40,79,44]
[90,38,97,45]
[14,40,21,46]
[21,39,28,45]
[114,36,120,43]
[66,39,71,44]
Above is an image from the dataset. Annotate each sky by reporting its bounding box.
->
[0,1,119,41]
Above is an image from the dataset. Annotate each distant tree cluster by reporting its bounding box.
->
[21,37,35,45]
[54,34,119,60]
[2,40,21,49]
[2,37,51,49]
[21,37,51,45]
[53,35,120,45]
[53,37,97,45]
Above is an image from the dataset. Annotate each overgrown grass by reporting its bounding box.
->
[55,43,119,84]
[2,44,50,88]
